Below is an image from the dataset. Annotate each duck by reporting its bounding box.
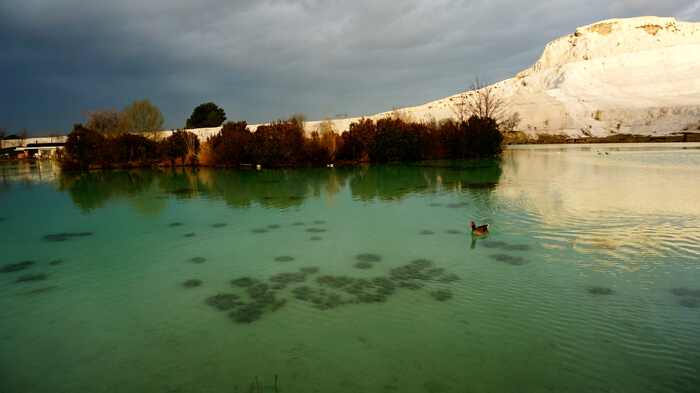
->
[470,221,489,235]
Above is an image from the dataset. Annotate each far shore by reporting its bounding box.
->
[504,131,700,145]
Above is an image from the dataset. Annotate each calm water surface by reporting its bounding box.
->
[1,143,699,393]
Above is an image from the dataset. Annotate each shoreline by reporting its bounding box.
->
[505,132,700,145]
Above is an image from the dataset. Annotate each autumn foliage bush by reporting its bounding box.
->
[158,130,199,166]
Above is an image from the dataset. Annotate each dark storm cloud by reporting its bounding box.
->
[0,0,697,134]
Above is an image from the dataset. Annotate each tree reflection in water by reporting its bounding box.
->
[57,159,503,216]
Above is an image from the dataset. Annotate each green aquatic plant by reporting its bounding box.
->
[679,298,700,308]
[231,277,260,287]
[291,285,314,300]
[16,273,47,282]
[17,286,57,296]
[306,228,326,233]
[437,273,460,283]
[246,283,271,300]
[313,220,326,224]
[397,281,423,290]
[312,292,345,310]
[1,261,34,273]
[489,254,528,266]
[189,257,206,263]
[355,253,381,262]
[269,272,306,284]
[316,275,354,288]
[183,279,202,288]
[43,232,92,242]
[274,256,295,262]
[169,222,183,226]
[671,288,700,297]
[231,303,264,323]
[431,289,453,301]
[206,293,242,310]
[389,259,443,281]
[355,261,373,269]
[267,224,281,229]
[300,266,319,275]
[48,260,63,266]
[411,259,434,268]
[356,291,387,303]
[588,286,614,295]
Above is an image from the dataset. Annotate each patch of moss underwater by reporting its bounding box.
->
[355,253,381,262]
[16,273,47,282]
[231,276,260,287]
[43,232,92,242]
[588,286,614,295]
[431,289,453,301]
[489,254,528,266]
[183,279,202,288]
[205,260,462,323]
[206,293,243,310]
[1,261,34,273]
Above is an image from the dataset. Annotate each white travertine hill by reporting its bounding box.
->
[387,16,700,138]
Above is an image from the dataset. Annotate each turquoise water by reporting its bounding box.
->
[1,143,699,393]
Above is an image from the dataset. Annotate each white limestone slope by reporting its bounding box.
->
[395,16,700,138]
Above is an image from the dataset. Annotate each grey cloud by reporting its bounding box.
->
[1,0,698,133]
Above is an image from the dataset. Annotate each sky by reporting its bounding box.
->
[1,0,699,135]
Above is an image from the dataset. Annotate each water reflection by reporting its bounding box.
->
[57,170,168,215]
[54,160,504,215]
[501,143,700,282]
[0,161,60,194]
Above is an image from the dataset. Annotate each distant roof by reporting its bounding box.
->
[15,142,65,151]
[25,142,65,148]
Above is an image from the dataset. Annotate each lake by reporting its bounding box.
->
[1,143,699,393]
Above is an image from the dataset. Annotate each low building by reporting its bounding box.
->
[15,142,65,158]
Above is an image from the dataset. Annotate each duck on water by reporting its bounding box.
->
[470,222,489,236]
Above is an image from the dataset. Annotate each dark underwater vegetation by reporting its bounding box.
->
[16,273,47,282]
[1,261,34,273]
[199,257,463,324]
[43,232,92,242]
[183,279,202,288]
[489,254,528,265]
[588,286,614,295]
